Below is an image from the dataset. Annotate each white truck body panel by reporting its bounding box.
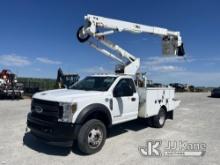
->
[33,89,113,123]
[111,92,139,125]
[138,87,180,118]
[106,75,140,124]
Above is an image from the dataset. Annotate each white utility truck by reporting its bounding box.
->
[27,14,185,154]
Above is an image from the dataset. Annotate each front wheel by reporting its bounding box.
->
[152,107,167,128]
[77,119,107,154]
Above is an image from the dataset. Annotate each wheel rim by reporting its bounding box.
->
[88,127,103,149]
[78,27,90,41]
[79,31,89,40]
[159,110,166,125]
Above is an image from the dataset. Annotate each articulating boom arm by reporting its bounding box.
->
[77,14,185,75]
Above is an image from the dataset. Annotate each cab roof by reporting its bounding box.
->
[91,74,133,78]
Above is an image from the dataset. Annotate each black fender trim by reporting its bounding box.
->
[167,110,174,120]
[75,103,112,127]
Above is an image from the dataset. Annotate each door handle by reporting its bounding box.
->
[131,97,136,102]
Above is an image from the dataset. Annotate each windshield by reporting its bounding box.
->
[70,76,117,91]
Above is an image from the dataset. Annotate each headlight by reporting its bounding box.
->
[58,103,77,123]
[72,103,77,114]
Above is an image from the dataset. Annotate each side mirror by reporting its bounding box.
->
[113,89,121,97]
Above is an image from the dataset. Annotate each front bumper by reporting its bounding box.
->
[27,113,80,147]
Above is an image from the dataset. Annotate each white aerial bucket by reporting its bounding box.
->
[162,36,185,56]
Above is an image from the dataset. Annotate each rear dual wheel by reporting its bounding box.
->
[152,107,167,128]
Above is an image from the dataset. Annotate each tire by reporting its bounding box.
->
[11,91,15,100]
[152,107,167,128]
[18,92,23,99]
[77,119,107,154]
[77,26,90,43]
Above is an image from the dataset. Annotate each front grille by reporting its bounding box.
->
[31,112,58,122]
[31,99,63,122]
[27,120,53,134]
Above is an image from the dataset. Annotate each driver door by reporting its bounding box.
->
[112,78,139,123]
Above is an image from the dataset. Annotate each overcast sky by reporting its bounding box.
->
[0,0,220,86]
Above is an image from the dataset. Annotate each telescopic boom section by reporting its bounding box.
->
[77,14,185,75]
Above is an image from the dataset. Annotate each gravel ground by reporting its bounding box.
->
[0,92,219,165]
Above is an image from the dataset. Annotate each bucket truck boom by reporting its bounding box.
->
[77,14,185,75]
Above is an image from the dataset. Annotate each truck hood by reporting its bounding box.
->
[33,89,104,103]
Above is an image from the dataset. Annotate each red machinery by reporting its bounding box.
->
[0,69,23,99]
[0,69,13,83]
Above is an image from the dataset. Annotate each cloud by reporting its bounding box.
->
[81,66,113,74]
[36,57,62,65]
[195,57,220,62]
[150,65,184,72]
[0,54,31,67]
[141,56,220,86]
[149,71,220,87]
[34,68,41,71]
[173,56,220,64]
[144,56,186,66]
[142,56,186,73]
